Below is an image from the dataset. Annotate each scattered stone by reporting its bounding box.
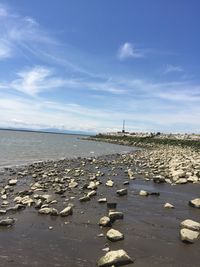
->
[79,195,90,202]
[68,179,78,188]
[99,216,111,227]
[153,176,165,183]
[189,198,200,208]
[164,203,174,208]
[175,178,188,184]
[180,228,199,243]
[123,181,129,185]
[128,169,134,179]
[116,189,127,196]
[139,190,148,196]
[97,249,134,267]
[106,228,124,242]
[49,226,53,230]
[38,207,58,216]
[108,211,124,222]
[0,217,15,226]
[87,190,96,197]
[8,179,18,186]
[180,219,200,231]
[106,180,114,187]
[60,206,73,217]
[98,198,107,203]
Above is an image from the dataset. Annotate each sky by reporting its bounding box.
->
[0,0,200,133]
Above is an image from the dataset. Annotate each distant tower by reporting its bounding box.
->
[122,120,125,133]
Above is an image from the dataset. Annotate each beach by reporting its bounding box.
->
[0,140,200,266]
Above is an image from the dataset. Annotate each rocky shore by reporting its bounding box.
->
[0,140,200,266]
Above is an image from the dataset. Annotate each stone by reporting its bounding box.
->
[60,206,73,216]
[153,176,165,183]
[106,228,124,242]
[79,195,90,202]
[0,210,7,214]
[1,194,7,200]
[87,181,97,190]
[98,198,107,203]
[164,203,174,208]
[106,180,114,187]
[68,179,78,188]
[116,189,127,196]
[38,207,58,215]
[109,211,124,222]
[175,178,187,184]
[8,179,18,186]
[128,169,134,179]
[180,219,200,231]
[180,228,199,243]
[189,198,200,208]
[99,216,111,227]
[171,170,186,182]
[97,249,134,267]
[139,190,148,196]
[0,217,15,226]
[123,181,129,185]
[87,190,96,197]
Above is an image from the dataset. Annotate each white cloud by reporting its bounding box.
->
[0,6,8,17]
[0,42,12,59]
[117,42,144,60]
[164,64,184,74]
[10,66,67,96]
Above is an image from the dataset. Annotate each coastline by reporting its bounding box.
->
[0,142,200,266]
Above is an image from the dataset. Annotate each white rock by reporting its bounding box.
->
[97,249,134,266]
[139,190,148,196]
[60,206,73,216]
[106,228,124,241]
[98,198,107,203]
[106,180,114,187]
[38,207,58,215]
[180,228,199,243]
[164,203,174,208]
[8,179,18,186]
[99,216,111,227]
[87,190,96,197]
[180,219,200,231]
[189,198,200,208]
[175,178,187,184]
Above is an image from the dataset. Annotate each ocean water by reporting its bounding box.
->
[0,130,135,168]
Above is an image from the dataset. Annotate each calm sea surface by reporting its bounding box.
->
[0,130,135,168]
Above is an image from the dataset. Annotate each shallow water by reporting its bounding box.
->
[0,130,135,168]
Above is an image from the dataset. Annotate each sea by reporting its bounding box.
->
[0,130,135,168]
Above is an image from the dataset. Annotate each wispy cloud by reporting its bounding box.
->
[164,64,184,74]
[0,42,12,59]
[117,42,144,60]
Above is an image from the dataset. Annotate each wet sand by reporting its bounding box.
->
[0,153,200,267]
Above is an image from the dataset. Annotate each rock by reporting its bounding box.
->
[116,189,127,196]
[97,249,134,266]
[1,194,7,200]
[60,206,73,216]
[98,198,107,203]
[40,194,54,204]
[187,176,199,183]
[0,210,7,214]
[87,181,97,190]
[175,178,187,184]
[38,207,58,215]
[8,179,18,186]
[109,211,124,222]
[164,203,174,208]
[171,170,186,182]
[123,181,129,185]
[106,228,124,241]
[87,190,96,198]
[0,217,15,226]
[139,190,148,196]
[99,216,111,227]
[106,180,114,187]
[68,179,78,188]
[79,195,90,202]
[189,198,200,208]
[180,228,199,243]
[180,219,200,231]
[128,169,134,179]
[153,176,165,183]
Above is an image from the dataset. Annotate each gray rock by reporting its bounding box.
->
[97,249,134,266]
[38,207,58,215]
[60,206,73,217]
[0,217,15,226]
[116,189,128,196]
[79,195,90,202]
[106,228,124,241]
[109,211,124,222]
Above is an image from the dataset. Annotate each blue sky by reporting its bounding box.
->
[0,0,200,133]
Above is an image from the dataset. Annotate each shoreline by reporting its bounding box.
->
[0,143,200,266]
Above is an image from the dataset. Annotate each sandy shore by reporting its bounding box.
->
[0,148,200,266]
